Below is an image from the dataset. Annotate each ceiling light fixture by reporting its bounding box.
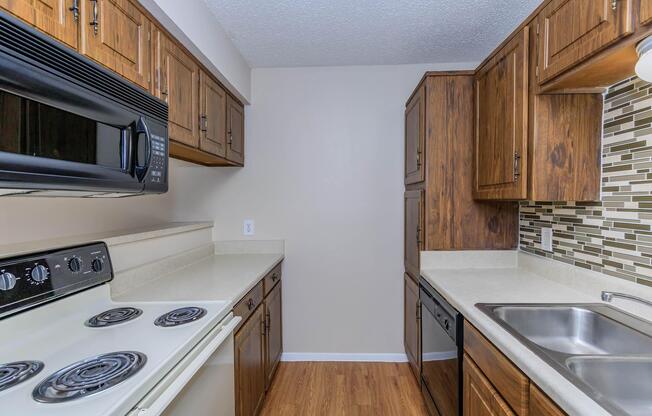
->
[635,36,652,82]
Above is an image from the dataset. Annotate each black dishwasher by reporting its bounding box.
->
[420,278,463,416]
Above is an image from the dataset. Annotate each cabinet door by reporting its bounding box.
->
[156,31,199,147]
[405,84,425,184]
[642,0,652,25]
[264,281,282,390]
[80,0,151,89]
[235,306,266,416]
[404,273,420,379]
[0,0,79,48]
[530,384,566,416]
[475,27,529,200]
[226,95,244,165]
[404,189,424,278]
[537,0,633,84]
[463,356,515,416]
[199,70,227,157]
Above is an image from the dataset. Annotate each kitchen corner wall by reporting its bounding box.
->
[520,76,652,287]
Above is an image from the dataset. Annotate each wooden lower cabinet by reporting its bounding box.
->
[264,281,282,390]
[464,356,514,416]
[463,322,568,416]
[404,273,420,379]
[529,384,565,416]
[235,305,266,416]
[235,264,283,416]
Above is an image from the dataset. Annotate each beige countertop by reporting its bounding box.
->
[420,251,629,416]
[114,252,284,310]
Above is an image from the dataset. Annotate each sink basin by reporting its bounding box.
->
[567,357,652,416]
[491,305,652,355]
[477,303,652,415]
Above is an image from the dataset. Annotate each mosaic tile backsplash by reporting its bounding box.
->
[520,76,652,286]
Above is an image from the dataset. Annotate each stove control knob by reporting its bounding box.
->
[91,258,104,273]
[0,272,17,291]
[68,257,82,273]
[30,265,49,283]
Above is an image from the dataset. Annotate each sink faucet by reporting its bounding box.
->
[601,291,652,308]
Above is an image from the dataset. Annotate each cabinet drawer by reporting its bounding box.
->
[464,322,529,415]
[263,262,282,296]
[464,355,515,416]
[530,384,566,416]
[234,281,264,329]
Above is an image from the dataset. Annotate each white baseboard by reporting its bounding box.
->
[281,352,408,362]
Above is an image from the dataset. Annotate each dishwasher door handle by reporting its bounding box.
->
[128,314,241,416]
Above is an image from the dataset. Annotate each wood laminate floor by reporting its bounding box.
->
[259,362,429,416]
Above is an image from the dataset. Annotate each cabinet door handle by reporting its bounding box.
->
[265,311,271,332]
[416,226,423,246]
[513,152,521,181]
[611,0,618,11]
[246,298,255,311]
[89,0,99,35]
[227,130,233,145]
[200,115,207,132]
[69,0,79,21]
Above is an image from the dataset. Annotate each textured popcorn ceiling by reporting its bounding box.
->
[202,0,541,67]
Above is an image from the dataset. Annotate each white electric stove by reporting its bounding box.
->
[0,242,235,416]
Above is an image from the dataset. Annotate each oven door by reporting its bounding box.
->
[421,288,460,416]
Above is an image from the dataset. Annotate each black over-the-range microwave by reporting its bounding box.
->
[0,12,168,197]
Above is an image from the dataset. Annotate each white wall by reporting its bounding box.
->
[139,0,252,103]
[1,62,474,355]
[169,63,475,354]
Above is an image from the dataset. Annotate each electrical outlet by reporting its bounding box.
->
[541,227,553,252]
[243,219,255,236]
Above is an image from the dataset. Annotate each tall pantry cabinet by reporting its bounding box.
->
[403,72,518,379]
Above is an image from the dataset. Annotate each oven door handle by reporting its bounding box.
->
[128,313,241,416]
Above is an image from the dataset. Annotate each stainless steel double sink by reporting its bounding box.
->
[476,303,652,416]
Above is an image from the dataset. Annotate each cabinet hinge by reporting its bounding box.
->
[514,152,521,181]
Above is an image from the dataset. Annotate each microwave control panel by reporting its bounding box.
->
[149,133,167,184]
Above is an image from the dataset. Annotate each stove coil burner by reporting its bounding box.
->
[85,307,143,328]
[154,307,207,327]
[32,351,146,403]
[0,361,44,392]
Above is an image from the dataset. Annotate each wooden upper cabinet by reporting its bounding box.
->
[155,30,199,148]
[264,281,282,390]
[405,84,425,185]
[642,0,652,25]
[404,273,420,379]
[474,27,529,200]
[199,70,227,158]
[537,0,634,84]
[404,189,424,279]
[235,305,266,416]
[0,0,79,48]
[80,0,151,89]
[227,95,245,165]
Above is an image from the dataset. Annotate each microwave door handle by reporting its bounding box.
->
[134,117,152,181]
[121,128,134,174]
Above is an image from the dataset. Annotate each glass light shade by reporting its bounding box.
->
[636,37,652,82]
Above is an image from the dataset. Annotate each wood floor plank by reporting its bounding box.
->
[260,362,429,416]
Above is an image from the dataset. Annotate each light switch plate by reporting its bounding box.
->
[541,227,553,252]
[243,219,255,236]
